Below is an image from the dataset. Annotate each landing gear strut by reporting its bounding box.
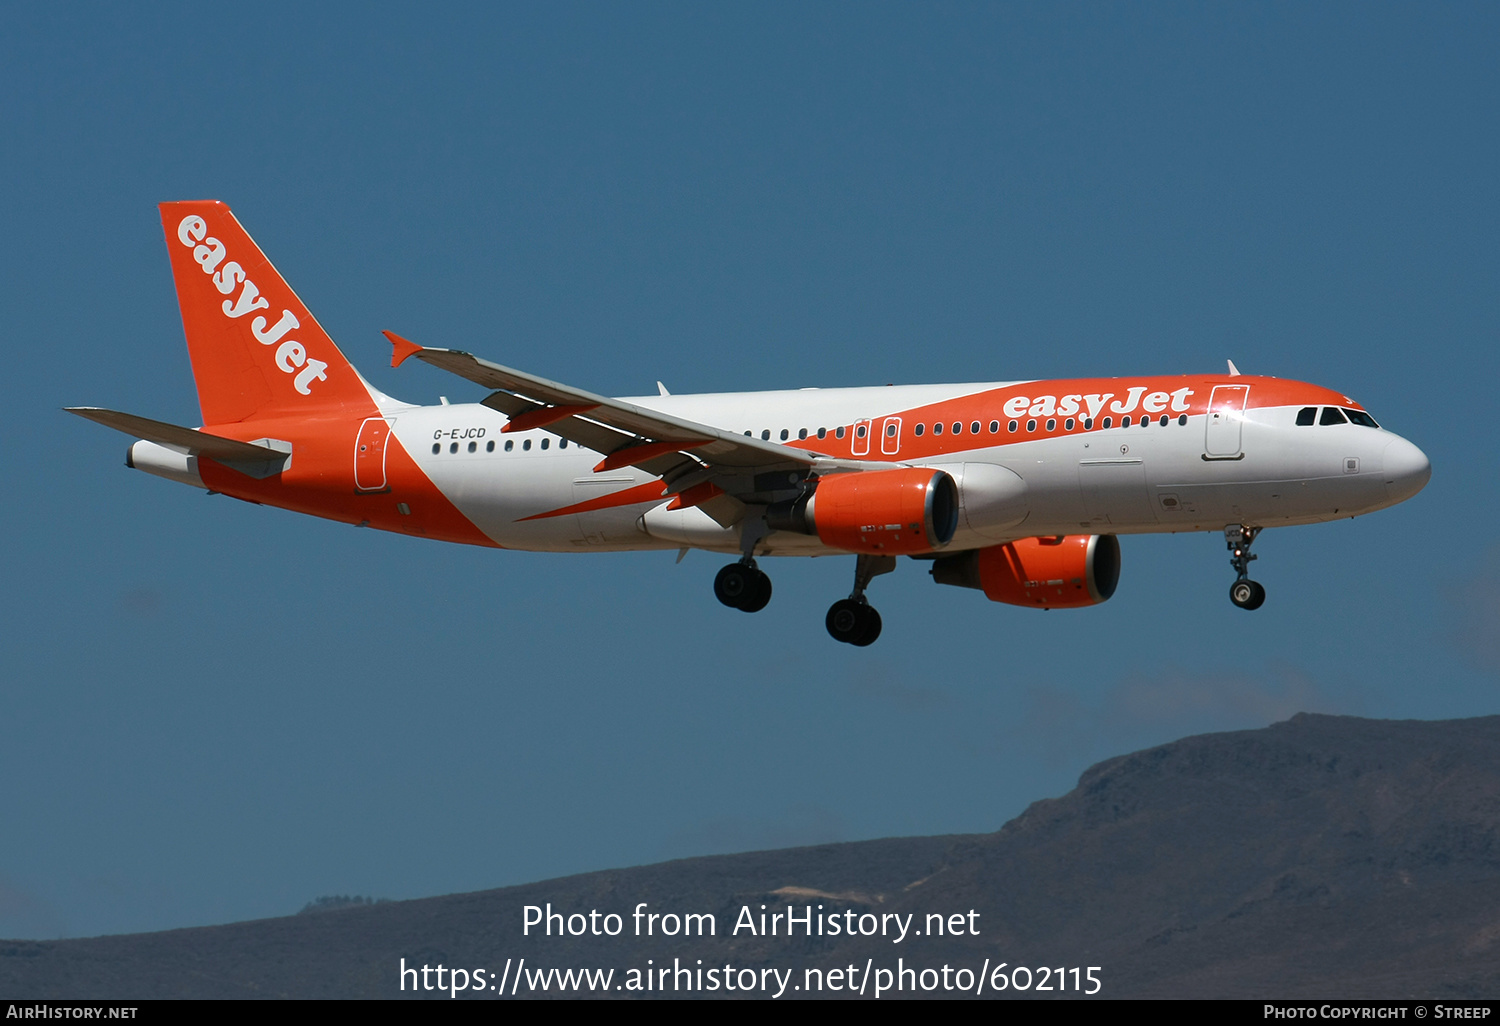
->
[826,555,895,646]
[715,516,772,613]
[1225,524,1266,610]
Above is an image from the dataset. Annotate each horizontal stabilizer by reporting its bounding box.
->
[65,407,288,464]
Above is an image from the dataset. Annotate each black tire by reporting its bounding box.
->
[1229,579,1266,610]
[714,564,753,608]
[739,569,773,613]
[852,605,882,646]
[826,599,866,644]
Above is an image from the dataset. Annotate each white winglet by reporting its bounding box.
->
[657,381,671,396]
[1227,360,1241,377]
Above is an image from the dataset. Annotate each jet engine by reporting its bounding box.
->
[930,534,1120,608]
[767,468,958,555]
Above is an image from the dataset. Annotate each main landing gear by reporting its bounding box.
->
[710,518,895,646]
[826,555,895,647]
[1226,524,1266,610]
[714,560,772,613]
[715,517,773,613]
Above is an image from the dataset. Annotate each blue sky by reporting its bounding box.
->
[1,3,1496,939]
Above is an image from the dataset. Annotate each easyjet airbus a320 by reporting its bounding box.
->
[71,202,1431,645]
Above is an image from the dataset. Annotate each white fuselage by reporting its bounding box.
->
[385,381,1427,556]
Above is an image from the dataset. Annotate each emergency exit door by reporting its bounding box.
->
[354,417,393,492]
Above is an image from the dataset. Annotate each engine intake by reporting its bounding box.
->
[768,468,958,555]
[931,534,1120,608]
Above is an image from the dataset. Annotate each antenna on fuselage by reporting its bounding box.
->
[1226,360,1241,377]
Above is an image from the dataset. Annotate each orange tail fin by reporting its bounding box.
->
[159,201,376,425]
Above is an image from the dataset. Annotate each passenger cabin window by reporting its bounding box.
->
[449,442,459,453]
[952,422,962,434]
[1320,407,1348,426]
[817,428,827,439]
[762,430,770,440]
[1084,417,1094,429]
[1102,417,1112,428]
[1296,407,1317,426]
[431,443,440,455]
[1026,419,1037,432]
[523,439,531,451]
[1008,420,1018,432]
[798,428,807,439]
[933,422,943,435]
[1177,414,1187,426]
[914,423,925,436]
[835,427,846,439]
[971,421,981,434]
[780,429,789,440]
[468,441,477,452]
[1344,409,1380,428]
[989,421,999,433]
[505,439,514,451]
[540,438,549,450]
[486,440,495,452]
[1122,416,1132,427]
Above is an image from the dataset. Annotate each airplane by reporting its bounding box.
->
[69,201,1432,646]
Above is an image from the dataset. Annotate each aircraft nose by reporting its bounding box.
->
[1382,436,1431,504]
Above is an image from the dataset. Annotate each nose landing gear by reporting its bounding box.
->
[826,555,895,646]
[1226,525,1266,610]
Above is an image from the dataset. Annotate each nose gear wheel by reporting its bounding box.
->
[1225,525,1265,611]
[1229,579,1266,610]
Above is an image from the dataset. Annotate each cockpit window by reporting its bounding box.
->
[1344,408,1380,428]
[1296,407,1316,426]
[1319,407,1348,426]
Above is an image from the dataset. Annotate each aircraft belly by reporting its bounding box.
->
[642,504,850,556]
[1078,459,1156,529]
[995,448,1087,530]
[392,414,593,550]
[452,462,581,550]
[572,477,660,548]
[922,461,1030,540]
[1147,422,1389,527]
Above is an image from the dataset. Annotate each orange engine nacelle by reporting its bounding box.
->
[930,534,1120,608]
[772,468,958,555]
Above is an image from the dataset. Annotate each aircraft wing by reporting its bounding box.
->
[386,332,877,525]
